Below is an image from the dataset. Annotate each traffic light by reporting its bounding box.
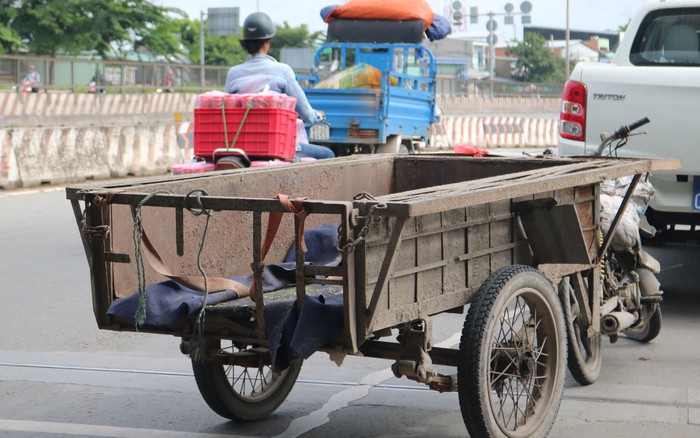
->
[470,7,479,24]
[452,1,463,27]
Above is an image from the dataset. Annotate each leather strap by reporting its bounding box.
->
[140,230,251,297]
[131,206,251,298]
[249,194,309,300]
[130,194,310,302]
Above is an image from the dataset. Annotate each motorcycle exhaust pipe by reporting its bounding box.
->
[601,297,619,316]
[601,311,637,335]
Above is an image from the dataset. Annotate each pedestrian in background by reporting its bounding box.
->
[23,64,41,93]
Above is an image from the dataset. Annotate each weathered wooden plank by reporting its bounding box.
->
[368,158,664,218]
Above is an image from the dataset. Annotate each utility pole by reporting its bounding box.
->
[565,0,571,78]
[200,10,206,88]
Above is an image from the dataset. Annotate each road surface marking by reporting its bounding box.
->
[275,332,462,438]
[0,419,241,438]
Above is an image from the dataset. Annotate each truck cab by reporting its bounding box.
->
[300,20,438,156]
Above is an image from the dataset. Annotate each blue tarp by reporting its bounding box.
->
[107,224,344,370]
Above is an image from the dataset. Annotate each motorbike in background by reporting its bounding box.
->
[560,117,664,385]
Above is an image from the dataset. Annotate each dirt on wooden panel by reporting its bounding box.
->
[442,208,468,295]
[489,200,516,272]
[574,184,600,261]
[363,216,393,310]
[390,217,417,313]
[415,212,446,304]
[467,204,491,291]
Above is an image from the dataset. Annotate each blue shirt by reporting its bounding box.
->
[224,54,322,124]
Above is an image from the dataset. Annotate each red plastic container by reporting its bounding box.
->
[194,108,297,160]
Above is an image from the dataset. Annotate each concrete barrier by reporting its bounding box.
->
[431,115,559,149]
[0,92,197,123]
[0,123,187,189]
[0,93,562,188]
[436,95,561,116]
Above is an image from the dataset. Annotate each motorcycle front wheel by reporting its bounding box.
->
[559,276,602,386]
[624,303,662,343]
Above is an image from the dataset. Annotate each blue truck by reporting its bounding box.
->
[301,41,438,155]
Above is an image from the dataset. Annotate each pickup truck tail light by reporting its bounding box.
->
[559,80,587,141]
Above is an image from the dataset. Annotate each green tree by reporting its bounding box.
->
[179,19,321,67]
[177,18,247,66]
[0,1,21,54]
[5,0,185,59]
[10,0,86,57]
[269,22,324,60]
[203,35,247,66]
[72,0,186,60]
[506,32,567,83]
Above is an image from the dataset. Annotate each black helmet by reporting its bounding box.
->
[242,12,276,40]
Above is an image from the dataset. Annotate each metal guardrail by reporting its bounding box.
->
[0,55,230,93]
[0,55,565,98]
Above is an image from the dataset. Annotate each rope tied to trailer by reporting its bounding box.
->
[185,189,214,362]
[130,188,223,360]
[133,190,173,329]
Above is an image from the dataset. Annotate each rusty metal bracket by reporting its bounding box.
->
[82,224,110,242]
[339,197,387,254]
[391,318,435,383]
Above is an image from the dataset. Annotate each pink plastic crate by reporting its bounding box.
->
[194,108,297,160]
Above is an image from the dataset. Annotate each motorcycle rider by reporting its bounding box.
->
[225,12,335,160]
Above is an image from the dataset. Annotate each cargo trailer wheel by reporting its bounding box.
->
[458,265,566,438]
[559,275,601,386]
[192,338,302,421]
[376,135,410,154]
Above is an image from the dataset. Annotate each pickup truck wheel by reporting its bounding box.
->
[458,265,566,438]
[192,338,302,421]
[560,276,602,385]
[376,135,410,154]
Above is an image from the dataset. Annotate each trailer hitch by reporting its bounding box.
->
[390,318,458,392]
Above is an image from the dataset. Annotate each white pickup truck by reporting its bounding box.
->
[559,0,700,233]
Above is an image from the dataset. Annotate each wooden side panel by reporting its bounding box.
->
[415,213,445,305]
[362,199,532,334]
[490,200,515,272]
[391,218,417,310]
[441,208,467,300]
[467,204,491,294]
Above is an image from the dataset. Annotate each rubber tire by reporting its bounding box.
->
[458,265,566,438]
[376,135,410,154]
[192,339,302,421]
[559,278,602,386]
[624,304,662,343]
[214,156,247,171]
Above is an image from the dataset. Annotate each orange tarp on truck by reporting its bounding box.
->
[325,0,434,28]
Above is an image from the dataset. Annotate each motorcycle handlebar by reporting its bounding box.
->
[613,117,650,140]
[594,117,650,157]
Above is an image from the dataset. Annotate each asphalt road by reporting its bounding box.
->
[1,186,699,437]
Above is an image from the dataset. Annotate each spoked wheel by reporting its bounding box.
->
[192,338,302,421]
[458,265,566,438]
[559,275,602,385]
[624,303,662,343]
